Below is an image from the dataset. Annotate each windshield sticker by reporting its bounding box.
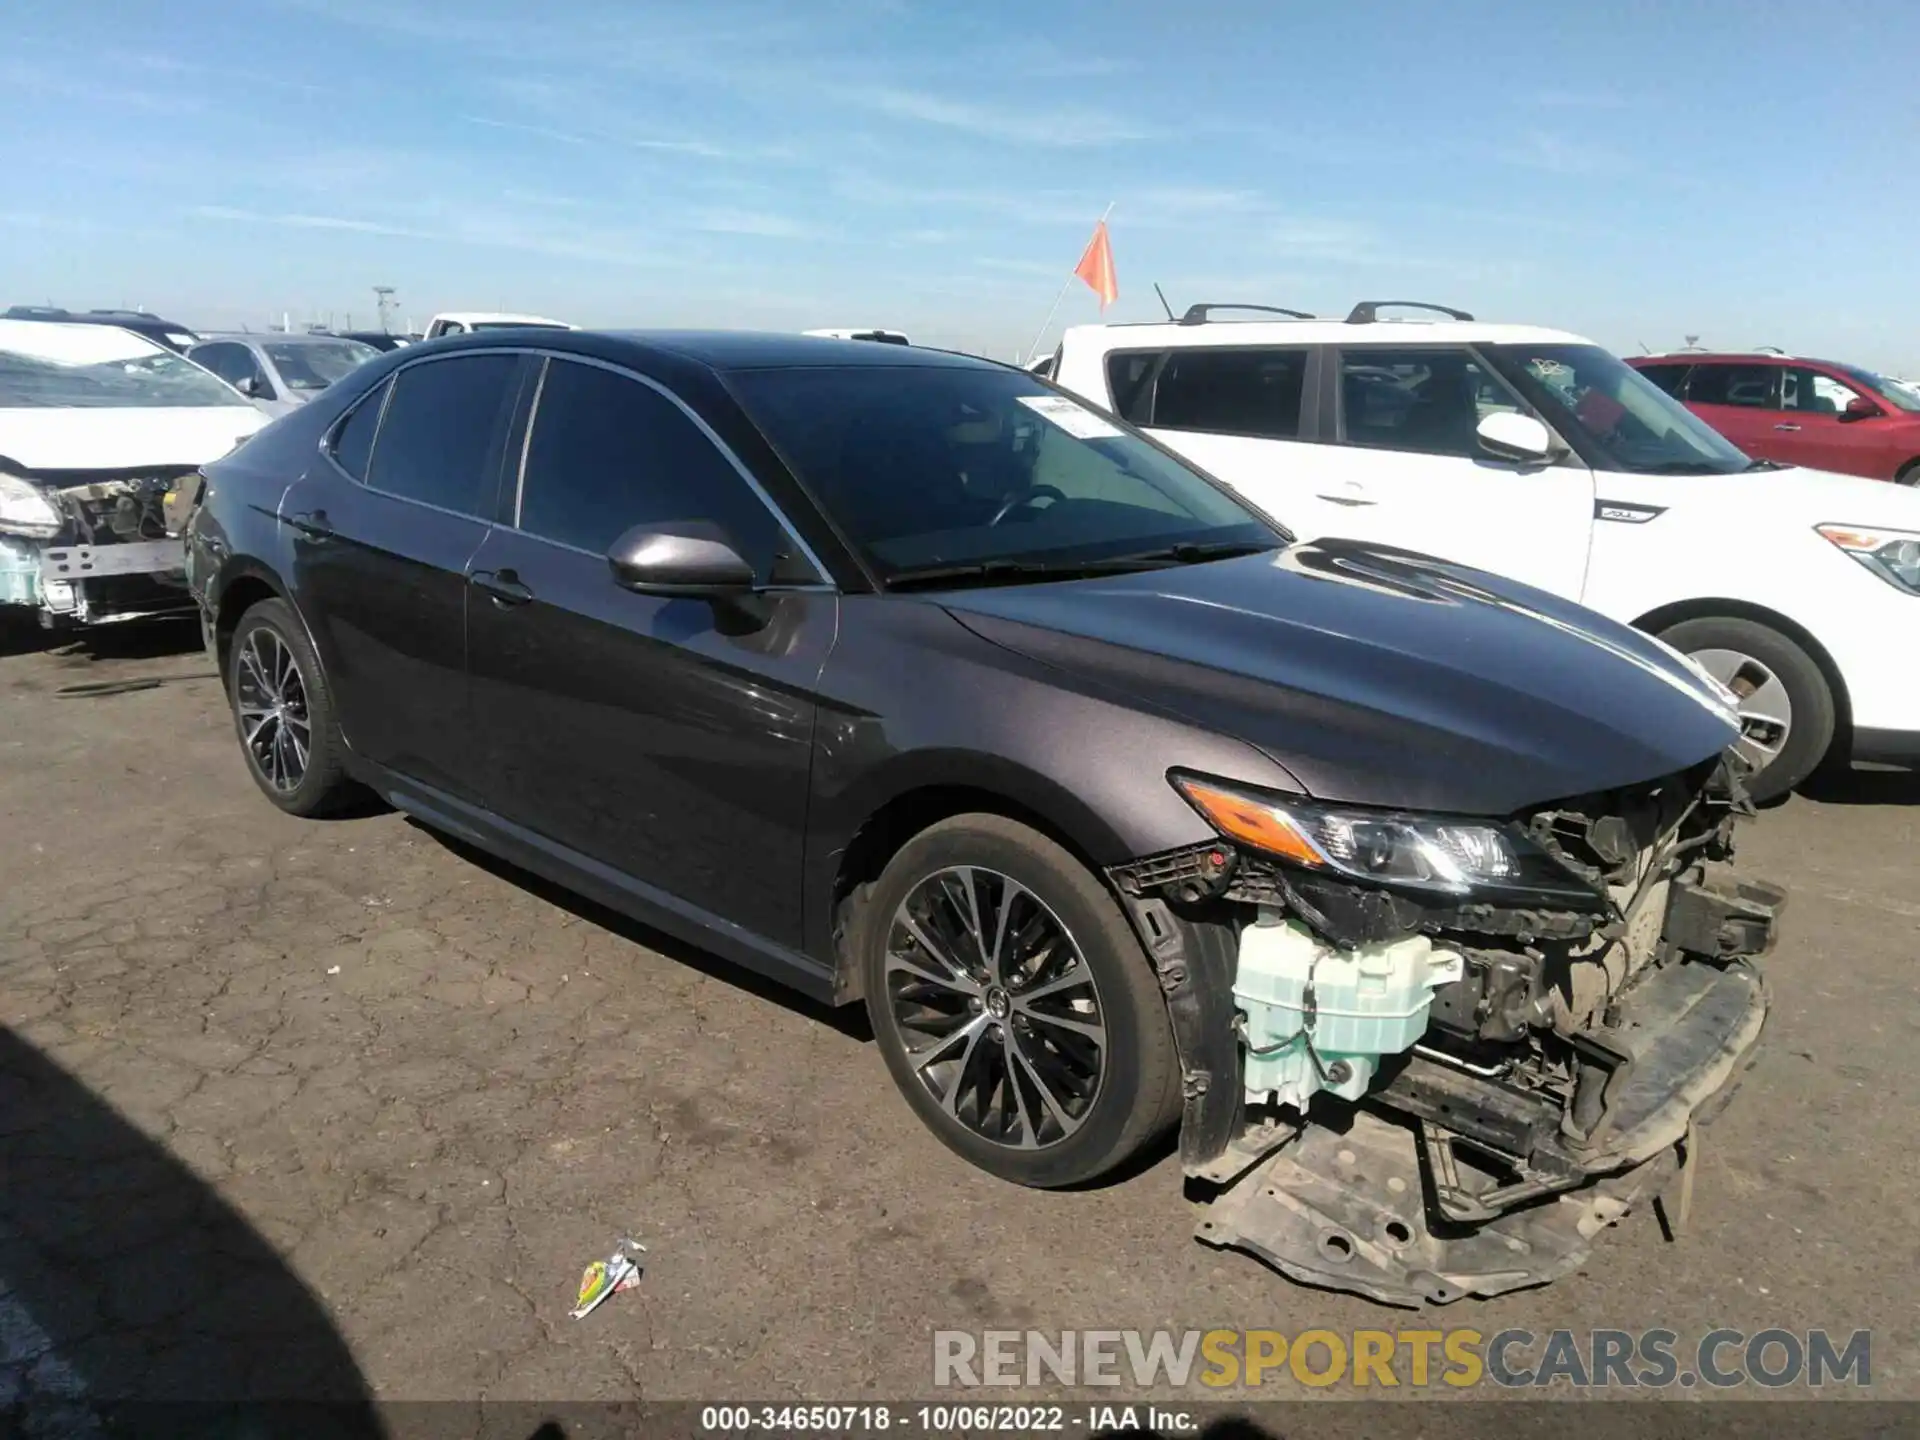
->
[1017,394,1122,440]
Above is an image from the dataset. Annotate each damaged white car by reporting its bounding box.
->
[0,318,267,628]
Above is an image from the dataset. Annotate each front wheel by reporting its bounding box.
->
[858,814,1182,1188]
[1896,460,1920,488]
[1660,616,1836,803]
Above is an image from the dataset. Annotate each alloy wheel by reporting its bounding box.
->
[883,866,1106,1150]
[1689,646,1794,774]
[235,626,311,793]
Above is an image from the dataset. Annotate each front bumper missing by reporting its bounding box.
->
[1196,959,1768,1306]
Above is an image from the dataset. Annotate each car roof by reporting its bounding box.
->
[1633,351,1866,371]
[4,307,191,331]
[466,329,1004,373]
[0,316,169,349]
[433,311,571,325]
[1062,318,1593,350]
[200,331,371,346]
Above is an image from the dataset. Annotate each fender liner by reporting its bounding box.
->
[1109,890,1244,1175]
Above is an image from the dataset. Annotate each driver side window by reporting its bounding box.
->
[1782,367,1865,415]
[514,359,788,576]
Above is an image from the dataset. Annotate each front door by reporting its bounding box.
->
[281,351,529,801]
[1766,365,1892,479]
[1294,346,1597,598]
[463,355,835,950]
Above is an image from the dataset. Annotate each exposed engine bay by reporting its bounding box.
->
[0,466,200,625]
[1111,753,1781,1305]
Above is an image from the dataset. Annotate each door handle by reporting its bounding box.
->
[470,568,534,606]
[287,509,334,539]
[1773,423,1802,432]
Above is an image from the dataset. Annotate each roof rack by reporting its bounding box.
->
[1179,303,1316,325]
[1753,345,1787,355]
[1346,300,1474,324]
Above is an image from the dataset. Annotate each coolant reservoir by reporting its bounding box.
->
[1234,913,1463,1112]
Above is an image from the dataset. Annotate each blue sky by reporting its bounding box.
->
[3,0,1916,369]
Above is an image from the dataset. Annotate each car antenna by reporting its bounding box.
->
[1153,283,1175,322]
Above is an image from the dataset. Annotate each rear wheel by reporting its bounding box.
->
[227,597,357,816]
[858,814,1181,1188]
[1659,615,1835,803]
[1896,460,1920,487]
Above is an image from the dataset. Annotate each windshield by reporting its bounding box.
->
[1486,343,1752,474]
[263,339,380,392]
[0,322,251,410]
[1835,363,1920,413]
[729,365,1281,581]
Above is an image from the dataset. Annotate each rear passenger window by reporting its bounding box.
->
[366,355,523,515]
[515,358,785,573]
[1633,363,1691,396]
[1105,351,1161,424]
[328,381,387,482]
[1149,348,1307,439]
[1338,348,1492,458]
[1684,364,1777,408]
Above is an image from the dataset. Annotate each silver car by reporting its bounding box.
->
[186,333,381,417]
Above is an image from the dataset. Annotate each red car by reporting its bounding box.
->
[1628,351,1920,485]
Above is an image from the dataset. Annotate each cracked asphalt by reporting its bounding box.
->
[2,618,1916,1414]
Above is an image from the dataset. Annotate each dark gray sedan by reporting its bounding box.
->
[183,329,1778,1305]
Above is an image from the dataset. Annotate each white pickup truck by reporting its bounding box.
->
[421,312,574,339]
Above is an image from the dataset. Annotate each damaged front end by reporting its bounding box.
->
[0,465,201,626]
[1109,754,1781,1306]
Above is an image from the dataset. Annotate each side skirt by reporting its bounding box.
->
[356,760,838,1006]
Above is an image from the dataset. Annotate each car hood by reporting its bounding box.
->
[1621,463,1920,526]
[937,540,1741,816]
[0,406,268,473]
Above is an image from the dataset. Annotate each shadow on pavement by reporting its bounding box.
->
[0,1029,382,1437]
[0,613,205,663]
[412,821,874,1044]
[1799,762,1920,806]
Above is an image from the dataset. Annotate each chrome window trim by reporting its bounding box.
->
[507,349,831,584]
[311,346,833,584]
[511,355,550,528]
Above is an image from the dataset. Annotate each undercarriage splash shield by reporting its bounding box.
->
[1197,1110,1679,1307]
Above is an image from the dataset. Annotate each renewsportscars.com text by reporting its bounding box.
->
[932,1327,1871,1390]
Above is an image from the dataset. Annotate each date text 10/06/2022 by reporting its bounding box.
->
[698,1405,1200,1433]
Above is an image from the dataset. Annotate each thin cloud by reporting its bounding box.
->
[190,205,424,237]
[462,114,783,163]
[691,208,823,239]
[851,87,1160,146]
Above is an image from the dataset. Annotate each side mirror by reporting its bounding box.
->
[1475,410,1560,464]
[607,520,756,596]
[1841,395,1882,422]
[236,375,264,399]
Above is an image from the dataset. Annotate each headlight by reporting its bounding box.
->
[1171,773,1600,903]
[0,473,62,540]
[1817,523,1920,595]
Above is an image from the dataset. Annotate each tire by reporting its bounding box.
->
[227,597,358,816]
[1659,616,1835,803]
[857,813,1182,1188]
[1896,460,1920,487]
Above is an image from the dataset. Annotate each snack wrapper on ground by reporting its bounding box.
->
[568,1238,647,1319]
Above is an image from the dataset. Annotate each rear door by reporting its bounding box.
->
[1289,345,1596,597]
[1109,345,1330,534]
[1677,362,1779,457]
[280,351,531,801]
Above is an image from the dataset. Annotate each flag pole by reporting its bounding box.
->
[1021,202,1113,365]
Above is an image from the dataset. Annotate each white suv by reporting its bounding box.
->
[1051,300,1920,800]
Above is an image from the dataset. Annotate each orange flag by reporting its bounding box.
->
[1073,219,1118,310]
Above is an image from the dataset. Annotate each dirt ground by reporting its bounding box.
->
[2,617,1916,1416]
